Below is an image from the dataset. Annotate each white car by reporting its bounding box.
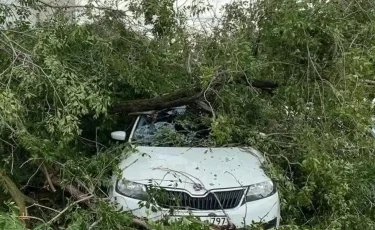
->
[109,107,280,229]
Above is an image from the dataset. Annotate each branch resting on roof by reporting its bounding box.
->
[112,79,278,114]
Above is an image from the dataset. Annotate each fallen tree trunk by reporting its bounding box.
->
[113,86,202,113]
[112,79,278,113]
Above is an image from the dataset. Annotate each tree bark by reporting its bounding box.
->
[250,79,278,89]
[113,86,202,113]
[112,79,278,114]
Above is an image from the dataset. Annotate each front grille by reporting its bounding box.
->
[154,189,245,210]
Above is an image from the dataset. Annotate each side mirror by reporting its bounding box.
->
[111,131,127,141]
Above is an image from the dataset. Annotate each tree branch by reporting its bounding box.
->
[35,0,128,13]
[50,175,93,208]
[47,195,94,224]
[41,163,57,193]
[363,79,375,85]
[0,172,27,216]
[0,171,36,227]
[48,168,153,229]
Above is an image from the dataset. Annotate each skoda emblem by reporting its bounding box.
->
[192,183,203,191]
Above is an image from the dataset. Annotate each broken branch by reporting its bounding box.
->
[50,175,93,208]
[41,163,56,192]
[132,218,154,230]
[48,195,94,224]
[0,172,27,216]
[48,167,155,229]
[0,170,36,227]
[363,79,375,85]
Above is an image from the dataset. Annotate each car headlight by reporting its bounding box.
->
[116,179,148,200]
[245,181,276,202]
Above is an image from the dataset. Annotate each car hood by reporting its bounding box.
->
[117,146,270,193]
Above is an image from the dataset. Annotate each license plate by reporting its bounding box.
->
[204,217,228,226]
[172,216,228,226]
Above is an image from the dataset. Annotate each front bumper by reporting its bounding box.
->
[110,188,280,229]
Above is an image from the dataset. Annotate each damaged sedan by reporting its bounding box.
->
[109,106,280,229]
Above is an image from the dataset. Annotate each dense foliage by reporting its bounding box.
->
[1,0,375,229]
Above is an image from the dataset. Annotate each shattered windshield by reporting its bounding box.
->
[131,106,213,147]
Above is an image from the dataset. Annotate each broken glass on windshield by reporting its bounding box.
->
[132,106,213,146]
